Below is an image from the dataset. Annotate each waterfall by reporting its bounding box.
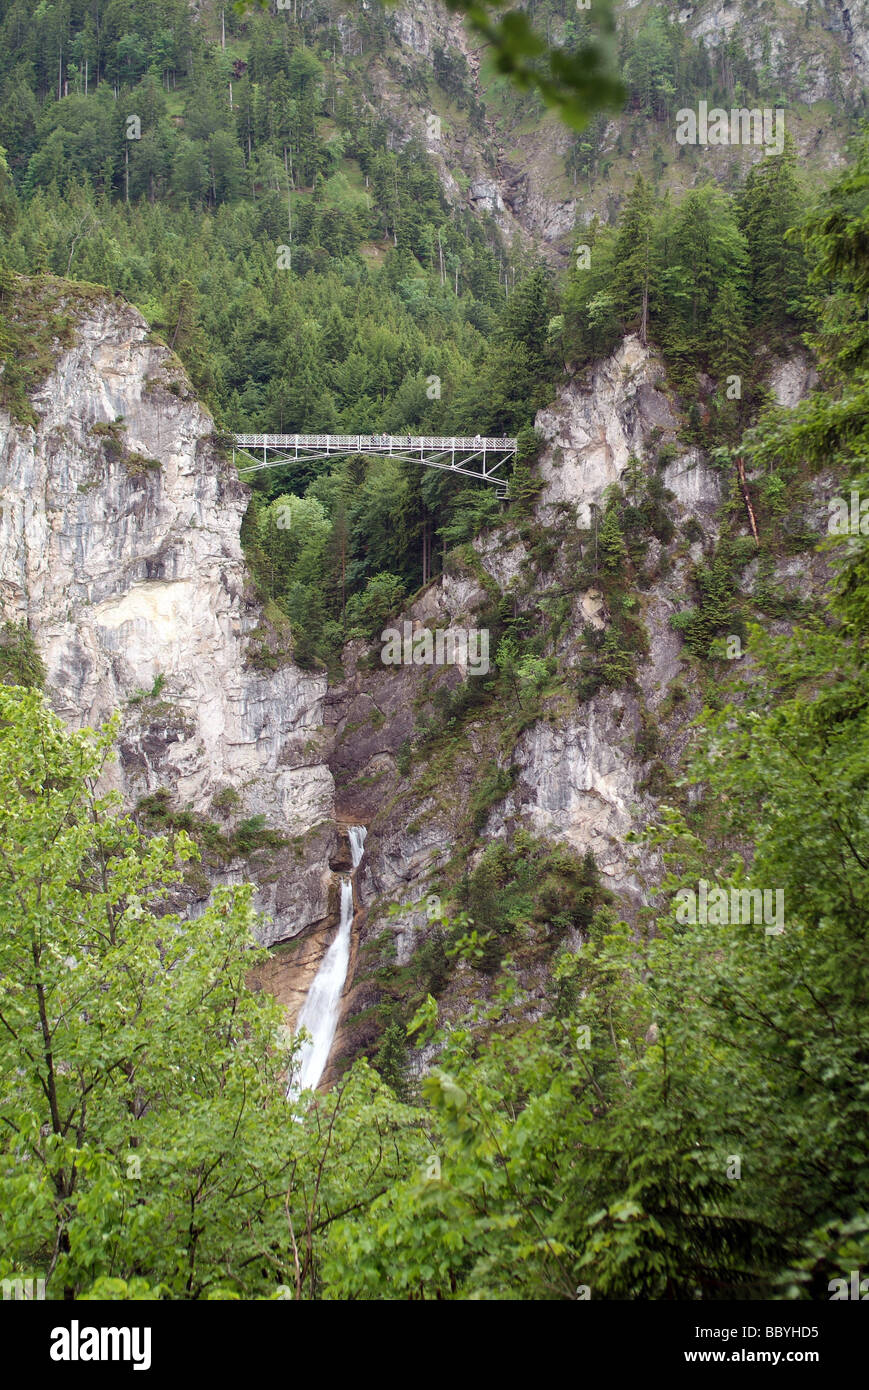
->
[347,824,365,869]
[289,826,366,1096]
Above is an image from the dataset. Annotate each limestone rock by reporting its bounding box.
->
[0,289,335,947]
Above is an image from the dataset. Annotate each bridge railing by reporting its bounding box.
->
[233,434,517,451]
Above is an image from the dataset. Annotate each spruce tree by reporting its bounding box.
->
[738,137,806,333]
[611,174,656,344]
[598,501,629,571]
[708,278,750,383]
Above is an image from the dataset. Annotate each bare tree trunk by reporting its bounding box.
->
[285,152,293,271]
[421,517,430,585]
[735,457,760,543]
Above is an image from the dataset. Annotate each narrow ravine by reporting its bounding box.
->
[289,825,367,1095]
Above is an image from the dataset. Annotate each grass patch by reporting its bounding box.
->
[0,273,106,425]
[90,418,160,475]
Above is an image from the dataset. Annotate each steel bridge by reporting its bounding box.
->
[232,434,517,496]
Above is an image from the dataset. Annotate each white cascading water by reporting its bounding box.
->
[289,826,366,1096]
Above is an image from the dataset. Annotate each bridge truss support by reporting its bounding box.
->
[231,434,516,497]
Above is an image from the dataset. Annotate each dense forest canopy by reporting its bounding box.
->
[0,0,838,671]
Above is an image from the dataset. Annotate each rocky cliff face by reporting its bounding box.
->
[536,334,722,524]
[321,330,831,1074]
[346,0,869,262]
[0,286,334,950]
[326,336,695,908]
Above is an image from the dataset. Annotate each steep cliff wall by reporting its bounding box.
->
[345,0,869,261]
[323,330,830,1075]
[0,282,335,950]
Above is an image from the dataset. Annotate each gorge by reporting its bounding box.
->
[0,284,828,1087]
[0,0,866,1308]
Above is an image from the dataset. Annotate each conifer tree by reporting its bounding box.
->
[598,500,629,571]
[611,174,655,344]
[708,278,750,383]
[738,137,806,332]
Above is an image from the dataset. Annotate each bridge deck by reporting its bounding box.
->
[232,434,517,494]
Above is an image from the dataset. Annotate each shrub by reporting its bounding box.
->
[211,786,242,816]
[0,622,45,689]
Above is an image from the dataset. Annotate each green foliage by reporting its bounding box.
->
[233,814,285,854]
[326,579,869,1297]
[372,1019,411,1102]
[669,543,749,659]
[438,487,502,545]
[468,763,515,834]
[313,154,869,1299]
[0,274,84,424]
[0,620,45,689]
[516,653,548,693]
[211,785,242,816]
[136,788,284,859]
[4,1,869,1309]
[598,501,629,571]
[412,926,451,998]
[90,417,161,474]
[0,0,825,668]
[610,174,655,343]
[0,688,427,1299]
[462,832,604,947]
[0,689,283,1297]
[563,156,807,415]
[345,572,406,642]
[738,136,808,335]
[0,0,560,619]
[236,0,625,131]
[128,670,167,704]
[575,622,637,699]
